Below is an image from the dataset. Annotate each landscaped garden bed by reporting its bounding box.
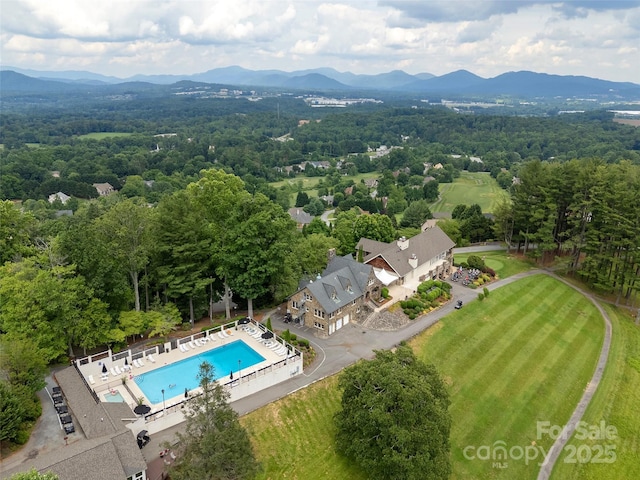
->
[399,279,452,319]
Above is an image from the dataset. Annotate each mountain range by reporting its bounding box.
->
[2,65,639,99]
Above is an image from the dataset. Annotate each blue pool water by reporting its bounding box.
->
[134,340,265,404]
[104,391,125,403]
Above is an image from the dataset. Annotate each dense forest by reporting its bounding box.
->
[1,94,639,445]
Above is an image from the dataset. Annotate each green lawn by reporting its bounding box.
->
[409,274,605,479]
[241,375,367,480]
[242,274,605,479]
[430,171,508,214]
[270,172,379,193]
[550,305,640,480]
[78,132,134,139]
[454,250,536,279]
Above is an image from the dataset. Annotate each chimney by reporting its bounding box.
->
[409,253,418,269]
[327,248,336,262]
[397,236,409,251]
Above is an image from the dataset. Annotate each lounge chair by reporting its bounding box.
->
[188,341,197,349]
[181,344,190,352]
[218,331,225,339]
[132,359,140,368]
[111,367,118,376]
[269,343,281,350]
[88,375,95,385]
[138,358,145,367]
[148,354,156,363]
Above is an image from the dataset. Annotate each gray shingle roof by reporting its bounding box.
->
[303,255,372,314]
[2,367,149,480]
[358,226,455,276]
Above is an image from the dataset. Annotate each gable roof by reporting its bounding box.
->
[302,254,372,314]
[288,207,314,225]
[357,226,455,277]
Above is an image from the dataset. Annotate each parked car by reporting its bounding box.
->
[455,300,463,309]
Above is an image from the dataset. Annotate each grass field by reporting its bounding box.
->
[409,274,604,479]
[242,274,605,479]
[78,132,134,139]
[454,250,536,279]
[550,305,640,480]
[430,171,508,214]
[241,375,367,480]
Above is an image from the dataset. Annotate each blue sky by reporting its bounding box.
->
[1,0,639,82]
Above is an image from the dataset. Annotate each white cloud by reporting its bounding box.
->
[0,0,638,82]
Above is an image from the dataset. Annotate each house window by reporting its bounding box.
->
[313,321,324,330]
[337,307,342,314]
[352,300,356,306]
[314,308,325,319]
[368,279,374,286]
[127,473,145,480]
[329,312,335,319]
[291,300,299,309]
[304,293,313,301]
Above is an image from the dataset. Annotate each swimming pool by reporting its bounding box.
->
[134,340,265,404]
[104,391,125,403]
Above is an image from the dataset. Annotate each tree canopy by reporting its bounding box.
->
[335,345,451,480]
[169,361,259,480]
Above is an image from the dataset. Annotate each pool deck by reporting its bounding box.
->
[78,325,301,422]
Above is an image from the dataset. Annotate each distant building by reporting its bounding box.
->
[288,208,314,229]
[93,182,115,196]
[48,191,71,204]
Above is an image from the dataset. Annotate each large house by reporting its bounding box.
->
[288,254,382,336]
[356,225,455,288]
[288,208,314,229]
[93,182,116,196]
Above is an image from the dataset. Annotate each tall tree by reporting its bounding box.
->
[188,169,248,319]
[154,190,213,325]
[170,362,259,480]
[220,193,296,318]
[335,345,451,480]
[353,213,396,244]
[0,258,112,361]
[95,199,153,311]
[0,200,37,264]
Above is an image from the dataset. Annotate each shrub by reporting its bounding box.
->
[467,255,485,270]
[478,292,485,301]
[297,338,310,348]
[483,287,490,298]
[482,266,496,276]
[381,287,389,299]
[290,333,297,342]
[459,261,469,269]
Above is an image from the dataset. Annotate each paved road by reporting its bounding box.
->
[320,208,335,226]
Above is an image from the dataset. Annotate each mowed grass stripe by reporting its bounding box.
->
[551,305,640,480]
[412,275,604,480]
[432,277,561,387]
[486,308,601,450]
